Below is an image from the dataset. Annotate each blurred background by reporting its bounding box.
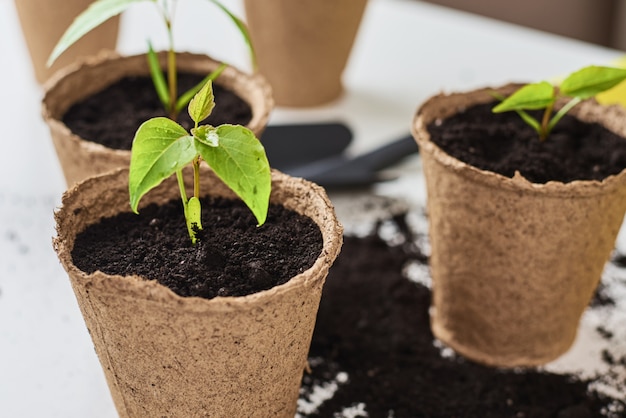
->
[423,0,626,49]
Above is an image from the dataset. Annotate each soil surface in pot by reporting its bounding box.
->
[427,102,626,183]
[298,214,625,417]
[71,197,321,299]
[62,73,252,151]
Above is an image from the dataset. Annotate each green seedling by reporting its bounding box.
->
[492,65,626,141]
[48,0,255,119]
[129,80,271,244]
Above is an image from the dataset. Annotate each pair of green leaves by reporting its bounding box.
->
[129,80,271,243]
[47,0,256,68]
[492,65,626,140]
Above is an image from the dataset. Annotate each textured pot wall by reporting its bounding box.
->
[412,85,626,367]
[244,0,367,107]
[14,0,119,84]
[42,51,273,187]
[53,168,342,417]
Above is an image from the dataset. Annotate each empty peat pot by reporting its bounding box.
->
[244,0,368,107]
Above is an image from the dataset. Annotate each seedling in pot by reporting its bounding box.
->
[492,65,626,141]
[48,0,255,119]
[129,79,271,244]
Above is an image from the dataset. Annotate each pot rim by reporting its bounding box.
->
[41,49,273,154]
[53,167,343,313]
[412,83,626,197]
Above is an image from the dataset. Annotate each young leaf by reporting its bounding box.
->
[188,80,215,125]
[175,64,227,114]
[48,0,148,66]
[195,124,271,225]
[129,117,196,212]
[490,91,541,133]
[492,82,555,113]
[147,42,170,109]
[184,196,203,244]
[192,125,219,147]
[207,0,257,69]
[515,109,542,134]
[547,97,582,132]
[560,65,626,99]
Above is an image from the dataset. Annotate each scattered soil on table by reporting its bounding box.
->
[299,216,625,417]
[427,102,626,184]
[71,197,321,299]
[62,73,252,151]
[590,282,616,309]
[611,253,626,269]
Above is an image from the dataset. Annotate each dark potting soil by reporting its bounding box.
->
[299,215,625,417]
[427,102,626,184]
[71,197,322,299]
[62,73,253,151]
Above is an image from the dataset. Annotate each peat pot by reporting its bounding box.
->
[244,0,368,107]
[42,51,273,186]
[14,0,119,84]
[412,84,626,367]
[53,167,343,417]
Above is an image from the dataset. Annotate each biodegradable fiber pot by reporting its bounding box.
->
[53,167,343,418]
[14,0,119,84]
[244,0,367,107]
[42,51,273,187]
[412,84,626,367]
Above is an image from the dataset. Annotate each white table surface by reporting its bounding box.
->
[1,0,625,416]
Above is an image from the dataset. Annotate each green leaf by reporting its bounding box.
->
[147,42,170,109]
[548,97,582,132]
[175,63,227,114]
[493,82,555,113]
[192,125,219,147]
[207,0,257,69]
[195,124,271,225]
[188,80,215,125]
[184,196,203,244]
[129,117,196,212]
[48,0,148,66]
[516,109,541,134]
[560,65,626,99]
[488,91,506,101]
